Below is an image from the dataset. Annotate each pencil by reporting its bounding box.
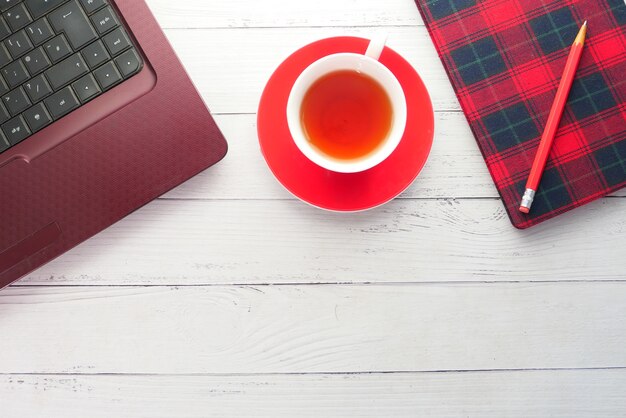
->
[519,21,588,214]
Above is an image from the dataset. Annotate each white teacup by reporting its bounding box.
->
[286,34,407,174]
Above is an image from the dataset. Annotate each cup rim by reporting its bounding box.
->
[286,52,407,174]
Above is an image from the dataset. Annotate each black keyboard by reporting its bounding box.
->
[0,0,142,154]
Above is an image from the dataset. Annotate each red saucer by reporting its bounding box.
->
[258,36,434,212]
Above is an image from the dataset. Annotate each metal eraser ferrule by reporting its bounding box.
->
[520,189,536,211]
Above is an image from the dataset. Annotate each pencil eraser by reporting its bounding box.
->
[519,206,530,214]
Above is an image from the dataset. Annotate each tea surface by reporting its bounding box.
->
[301,70,393,161]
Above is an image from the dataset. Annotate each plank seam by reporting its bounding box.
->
[2,367,626,377]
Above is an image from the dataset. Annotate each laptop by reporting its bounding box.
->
[0,0,228,289]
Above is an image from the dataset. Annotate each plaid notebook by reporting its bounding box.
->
[415,0,626,228]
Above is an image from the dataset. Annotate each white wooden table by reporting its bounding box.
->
[1,1,625,416]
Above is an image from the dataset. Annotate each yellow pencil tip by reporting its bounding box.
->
[574,21,587,45]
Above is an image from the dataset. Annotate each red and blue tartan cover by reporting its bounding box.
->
[415,0,626,228]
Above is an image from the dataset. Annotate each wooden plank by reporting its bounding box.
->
[160,26,624,198]
[19,198,626,285]
[161,27,461,114]
[165,114,626,200]
[2,370,626,417]
[146,0,423,29]
[1,284,626,374]
[162,113,497,200]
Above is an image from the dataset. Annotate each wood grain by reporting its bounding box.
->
[2,369,626,417]
[163,114,626,200]
[146,0,423,29]
[18,198,626,286]
[161,113,496,200]
[1,284,626,374]
[157,28,625,200]
[162,27,460,114]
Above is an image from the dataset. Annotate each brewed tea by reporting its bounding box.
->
[300,70,393,161]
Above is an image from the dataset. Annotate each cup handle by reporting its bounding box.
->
[364,32,388,61]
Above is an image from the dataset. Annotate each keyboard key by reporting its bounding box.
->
[23,102,51,132]
[23,46,50,74]
[26,18,54,45]
[2,114,30,145]
[43,34,71,62]
[0,0,19,13]
[0,16,10,39]
[81,38,107,68]
[44,85,78,119]
[0,131,8,151]
[90,6,117,34]
[3,86,30,115]
[49,0,97,49]
[79,0,106,15]
[2,60,29,88]
[25,0,69,20]
[93,60,119,90]
[0,73,8,96]
[4,4,32,32]
[0,101,9,123]
[24,73,52,102]
[72,73,99,102]
[114,48,140,78]
[0,43,10,67]
[45,52,88,90]
[5,30,33,59]
[102,27,129,57]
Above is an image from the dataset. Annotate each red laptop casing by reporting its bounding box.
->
[0,0,228,288]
